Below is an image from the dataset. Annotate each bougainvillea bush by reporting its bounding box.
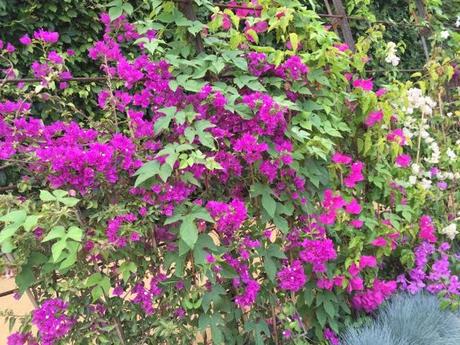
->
[0,1,459,344]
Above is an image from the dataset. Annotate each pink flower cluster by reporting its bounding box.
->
[351,279,397,312]
[7,333,37,345]
[277,259,307,292]
[32,299,75,345]
[106,213,140,247]
[207,199,247,242]
[419,215,437,243]
[398,242,460,296]
[131,274,167,314]
[299,238,337,272]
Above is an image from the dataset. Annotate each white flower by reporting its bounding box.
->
[411,163,420,175]
[409,175,417,185]
[440,30,450,39]
[447,112,453,118]
[440,223,458,240]
[421,178,432,189]
[447,148,457,160]
[456,16,460,28]
[385,42,400,66]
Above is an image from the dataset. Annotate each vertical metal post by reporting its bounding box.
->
[177,0,204,53]
[323,0,341,37]
[330,0,356,52]
[415,0,430,61]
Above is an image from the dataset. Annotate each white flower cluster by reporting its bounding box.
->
[437,171,460,180]
[401,87,458,190]
[407,163,431,189]
[408,161,460,189]
[406,88,436,116]
[440,223,458,240]
[456,16,460,28]
[440,30,450,39]
[403,115,440,165]
[385,42,400,66]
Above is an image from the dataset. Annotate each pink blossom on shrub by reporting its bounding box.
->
[387,128,406,145]
[33,29,59,43]
[299,238,337,272]
[277,260,307,292]
[7,332,37,345]
[353,78,373,91]
[345,198,362,214]
[323,328,340,345]
[351,279,397,312]
[331,152,352,164]
[19,34,32,46]
[32,299,75,345]
[395,154,411,167]
[350,219,364,228]
[206,199,247,241]
[419,215,437,243]
[364,110,383,127]
[344,161,365,188]
[359,255,377,269]
[376,88,387,97]
[334,43,350,52]
[371,237,387,247]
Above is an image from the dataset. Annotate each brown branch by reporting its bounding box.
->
[0,287,18,298]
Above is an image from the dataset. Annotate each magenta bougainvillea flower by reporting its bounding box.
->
[32,299,75,345]
[277,260,307,292]
[364,110,383,127]
[353,78,373,91]
[395,154,411,167]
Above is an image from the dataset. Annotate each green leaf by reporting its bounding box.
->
[108,6,123,20]
[42,226,66,242]
[59,197,80,207]
[122,3,133,15]
[51,239,67,262]
[16,266,34,294]
[262,191,276,217]
[267,244,287,259]
[0,210,27,224]
[67,226,83,242]
[23,215,39,232]
[191,207,214,223]
[0,224,21,244]
[289,33,299,51]
[273,215,289,233]
[202,285,225,312]
[159,163,173,182]
[59,251,77,270]
[119,262,137,283]
[323,299,336,318]
[316,307,327,328]
[180,215,198,249]
[52,190,68,199]
[86,272,102,287]
[154,109,175,134]
[134,160,161,187]
[39,190,56,202]
[264,256,277,282]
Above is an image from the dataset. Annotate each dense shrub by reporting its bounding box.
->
[0,1,458,344]
[341,293,460,345]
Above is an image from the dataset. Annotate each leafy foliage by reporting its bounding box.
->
[0,1,458,345]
